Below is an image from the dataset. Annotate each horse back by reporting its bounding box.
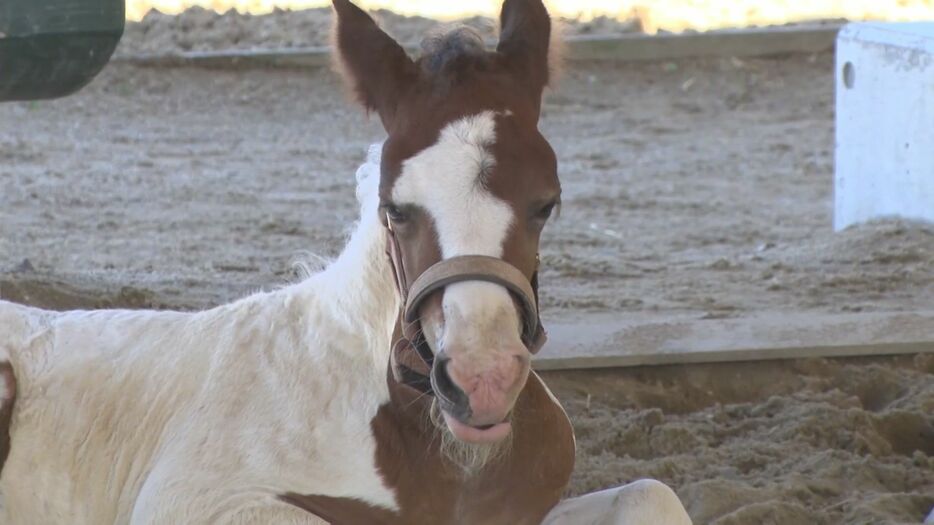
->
[0,303,208,523]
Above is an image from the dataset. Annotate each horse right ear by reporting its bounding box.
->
[332,0,417,130]
[496,0,552,117]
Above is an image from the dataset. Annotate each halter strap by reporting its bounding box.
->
[384,218,547,395]
[403,255,543,349]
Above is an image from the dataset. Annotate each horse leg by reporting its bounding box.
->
[133,493,329,525]
[131,469,329,525]
[224,503,330,525]
[541,479,692,525]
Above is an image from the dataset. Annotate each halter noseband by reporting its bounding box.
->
[385,215,547,395]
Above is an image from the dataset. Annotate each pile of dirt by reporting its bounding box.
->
[116,6,642,56]
[545,354,934,524]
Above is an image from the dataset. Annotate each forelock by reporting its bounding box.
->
[418,26,490,77]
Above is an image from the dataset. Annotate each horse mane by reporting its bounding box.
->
[416,22,563,93]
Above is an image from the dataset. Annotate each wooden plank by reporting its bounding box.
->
[113,24,842,69]
[533,310,934,370]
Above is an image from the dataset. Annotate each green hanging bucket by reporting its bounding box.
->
[0,0,125,101]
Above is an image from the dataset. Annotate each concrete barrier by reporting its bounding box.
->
[834,23,934,230]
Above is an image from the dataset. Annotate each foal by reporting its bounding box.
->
[0,0,691,523]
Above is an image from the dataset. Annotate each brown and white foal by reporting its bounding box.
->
[0,0,691,523]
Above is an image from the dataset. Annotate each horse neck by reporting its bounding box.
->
[298,152,400,368]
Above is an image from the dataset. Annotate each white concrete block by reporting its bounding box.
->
[834,23,934,231]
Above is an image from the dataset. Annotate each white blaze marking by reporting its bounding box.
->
[391,111,522,343]
[392,111,512,259]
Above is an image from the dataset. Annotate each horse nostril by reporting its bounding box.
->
[431,352,471,420]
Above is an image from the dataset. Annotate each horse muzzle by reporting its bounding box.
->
[401,256,542,443]
[431,347,530,443]
[386,223,548,443]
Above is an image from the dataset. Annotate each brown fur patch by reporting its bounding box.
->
[0,361,16,477]
[330,0,418,127]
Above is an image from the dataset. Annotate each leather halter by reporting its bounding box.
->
[385,214,547,395]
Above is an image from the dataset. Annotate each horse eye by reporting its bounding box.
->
[385,204,408,223]
[536,201,557,221]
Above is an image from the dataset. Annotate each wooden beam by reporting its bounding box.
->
[533,310,934,370]
[114,23,842,69]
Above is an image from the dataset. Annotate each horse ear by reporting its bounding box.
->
[496,0,552,112]
[331,0,417,130]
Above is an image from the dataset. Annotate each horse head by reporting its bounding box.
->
[333,0,559,448]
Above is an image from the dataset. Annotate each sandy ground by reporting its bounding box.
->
[1,35,933,525]
[544,354,934,524]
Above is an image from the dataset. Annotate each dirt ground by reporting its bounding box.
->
[1,18,933,524]
[544,354,933,524]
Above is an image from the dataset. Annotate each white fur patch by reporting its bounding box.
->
[0,147,403,522]
[542,479,692,525]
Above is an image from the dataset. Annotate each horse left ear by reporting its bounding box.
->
[496,0,553,115]
[332,0,417,130]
